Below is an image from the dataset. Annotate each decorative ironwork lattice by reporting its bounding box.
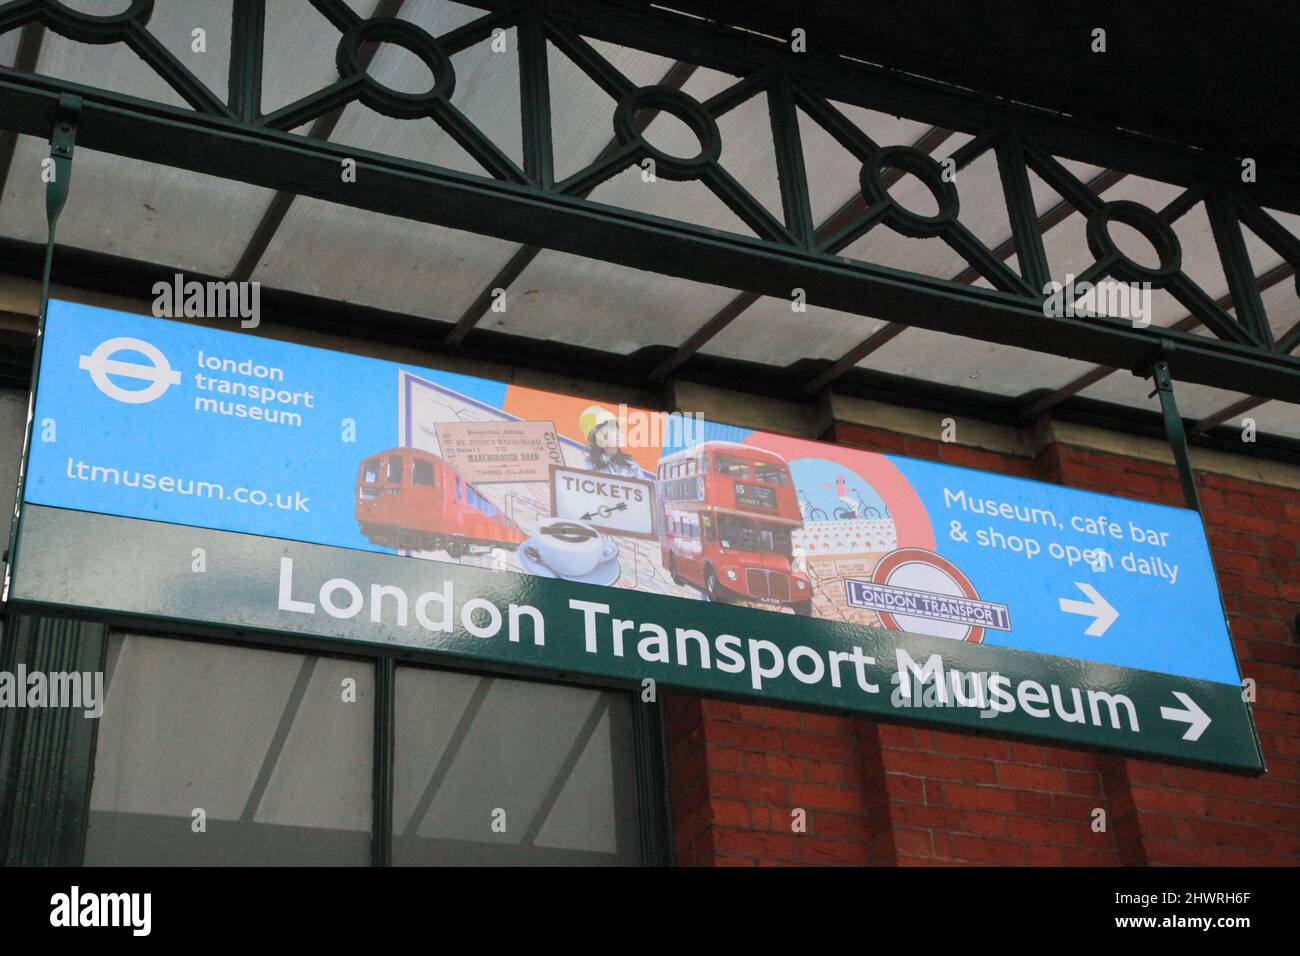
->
[0,0,1297,402]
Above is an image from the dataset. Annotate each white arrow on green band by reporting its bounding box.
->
[1160,691,1211,742]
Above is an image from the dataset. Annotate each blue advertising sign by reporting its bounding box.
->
[6,300,1262,769]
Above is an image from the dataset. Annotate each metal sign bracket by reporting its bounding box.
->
[2,93,79,598]
[1145,345,1202,512]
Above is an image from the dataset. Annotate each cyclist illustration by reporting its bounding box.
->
[826,474,859,519]
[798,491,827,522]
[852,489,883,519]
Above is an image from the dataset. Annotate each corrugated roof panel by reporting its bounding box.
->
[834,132,979,280]
[0,24,20,66]
[1033,172,1190,325]
[698,298,888,366]
[1133,197,1284,338]
[1244,206,1300,277]
[261,0,380,120]
[1224,401,1300,441]
[1076,368,1253,422]
[1256,276,1300,341]
[715,88,781,218]
[573,64,760,236]
[585,166,754,235]
[326,22,523,178]
[0,137,278,276]
[328,105,489,176]
[491,248,742,353]
[939,147,1010,251]
[860,328,1098,398]
[800,102,931,225]
[549,38,679,181]
[1030,157,1107,207]
[250,195,524,321]
[31,0,233,111]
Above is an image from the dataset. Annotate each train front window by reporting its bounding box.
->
[714,455,752,479]
[717,513,757,551]
[387,456,404,483]
[412,459,435,487]
[363,459,381,484]
[753,463,788,485]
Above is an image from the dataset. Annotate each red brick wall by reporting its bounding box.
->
[665,420,1300,866]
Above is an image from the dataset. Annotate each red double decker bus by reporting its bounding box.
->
[356,448,526,557]
[656,441,812,613]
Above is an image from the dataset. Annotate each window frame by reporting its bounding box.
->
[752,462,788,486]
[80,620,673,867]
[717,511,759,551]
[713,454,752,479]
[411,458,435,487]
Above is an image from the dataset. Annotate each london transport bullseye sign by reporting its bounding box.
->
[5,301,1264,771]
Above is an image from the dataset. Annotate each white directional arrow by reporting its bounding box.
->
[1160,691,1211,742]
[1058,582,1119,636]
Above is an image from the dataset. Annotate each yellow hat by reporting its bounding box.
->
[579,405,617,440]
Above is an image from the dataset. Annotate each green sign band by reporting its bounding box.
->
[8,505,1264,773]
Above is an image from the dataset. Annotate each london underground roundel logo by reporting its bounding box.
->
[871,547,989,643]
[78,337,181,404]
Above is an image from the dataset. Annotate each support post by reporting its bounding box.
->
[228,0,266,124]
[371,656,394,867]
[517,3,555,189]
[0,613,108,865]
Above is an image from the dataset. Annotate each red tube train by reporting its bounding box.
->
[355,448,526,557]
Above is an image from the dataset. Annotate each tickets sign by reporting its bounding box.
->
[550,465,658,539]
[5,301,1264,771]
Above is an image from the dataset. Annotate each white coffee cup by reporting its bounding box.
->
[533,519,613,577]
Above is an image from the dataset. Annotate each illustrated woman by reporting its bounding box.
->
[579,405,641,477]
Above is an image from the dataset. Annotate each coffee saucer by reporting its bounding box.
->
[518,537,622,586]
